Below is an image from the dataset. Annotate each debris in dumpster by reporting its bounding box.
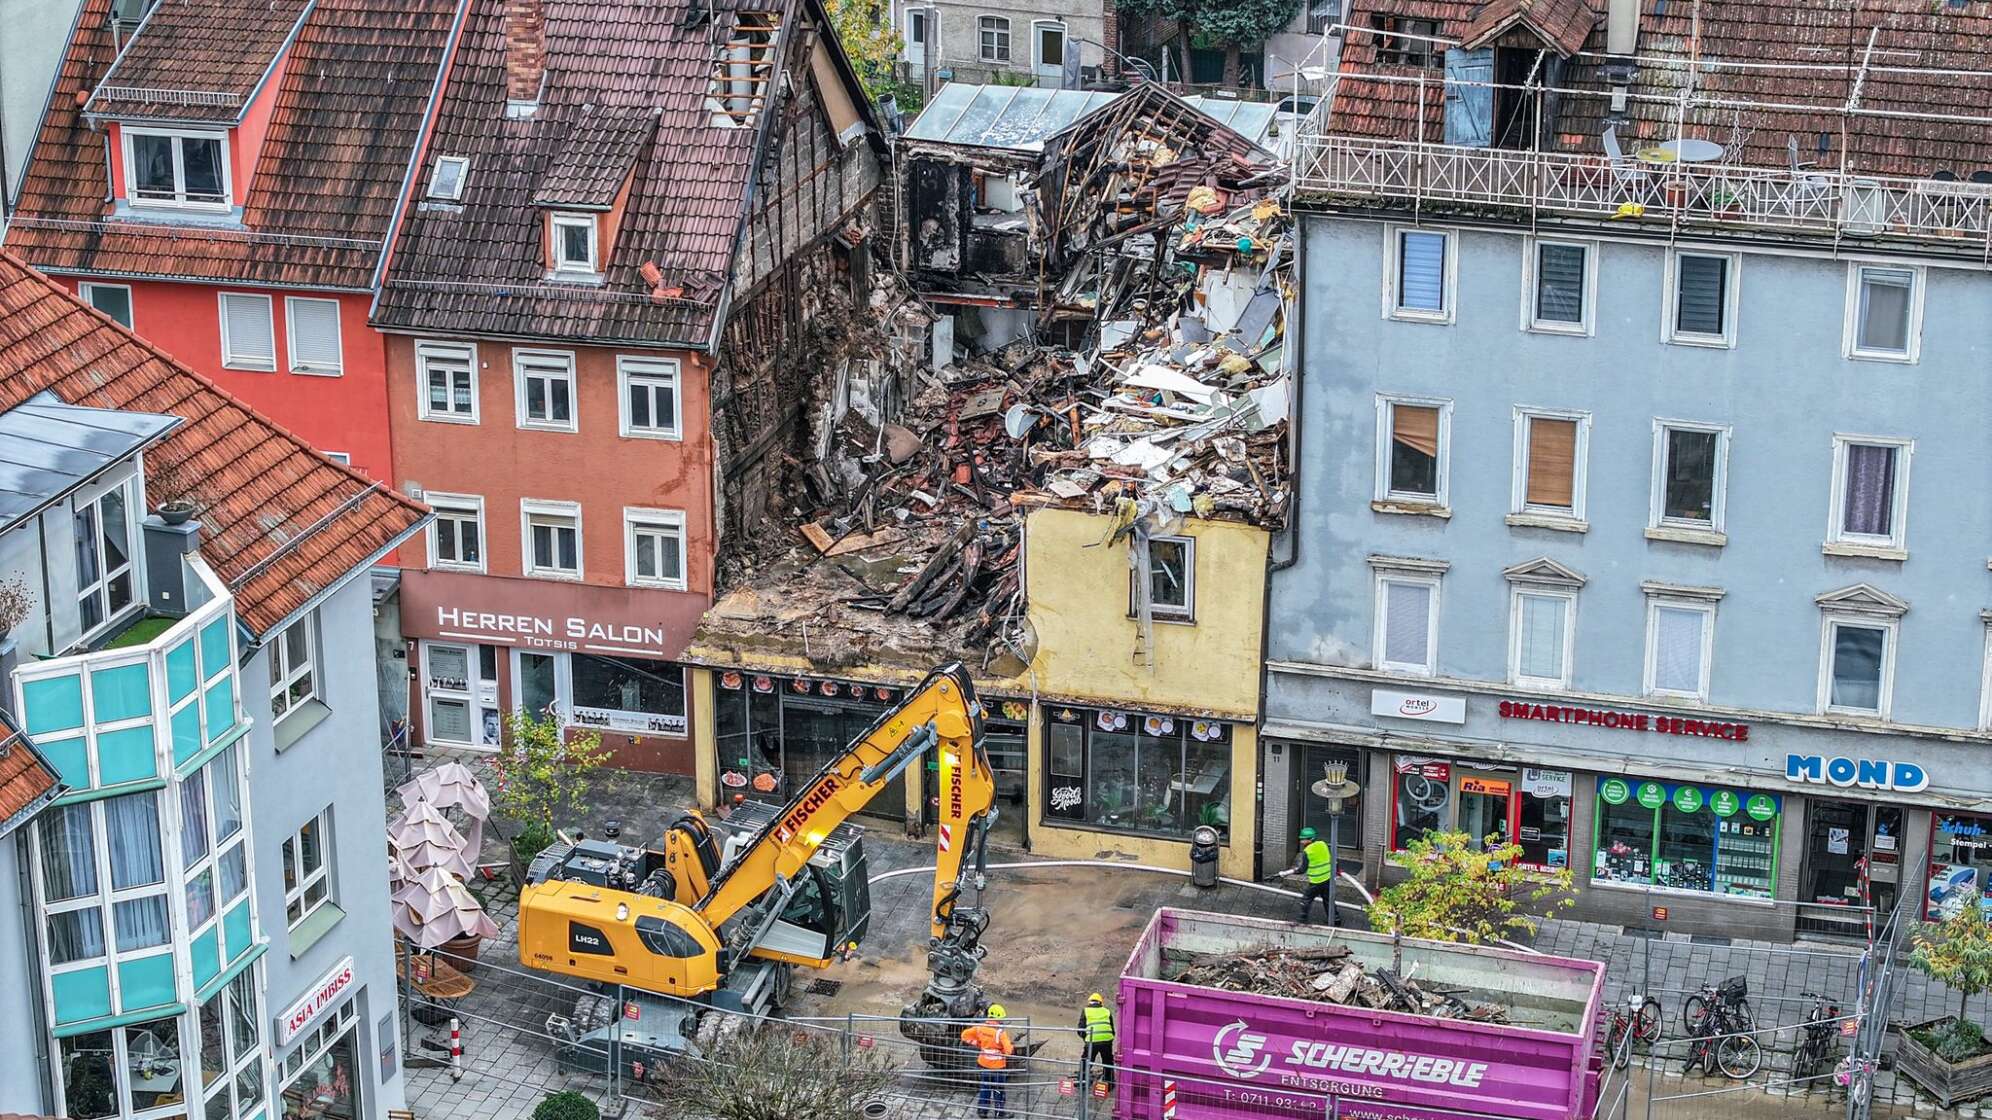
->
[1163,947,1511,1023]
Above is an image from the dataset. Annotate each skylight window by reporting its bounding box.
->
[427,156,469,201]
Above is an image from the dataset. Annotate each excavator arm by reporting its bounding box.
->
[697,663,984,930]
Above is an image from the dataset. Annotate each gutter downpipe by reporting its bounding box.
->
[1257,209,1306,881]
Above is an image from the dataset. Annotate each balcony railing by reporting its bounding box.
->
[1294,134,1992,253]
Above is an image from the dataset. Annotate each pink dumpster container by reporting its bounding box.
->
[1116,909,1605,1120]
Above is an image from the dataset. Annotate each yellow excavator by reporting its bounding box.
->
[516,662,1001,1063]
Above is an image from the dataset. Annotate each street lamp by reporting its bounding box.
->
[1310,761,1361,925]
[1071,37,1158,85]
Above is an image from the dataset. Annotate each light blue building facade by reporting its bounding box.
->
[1266,163,1992,941]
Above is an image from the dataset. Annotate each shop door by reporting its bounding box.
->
[1798,800,1869,936]
[1288,745,1364,865]
[784,698,906,821]
[1456,772,1515,849]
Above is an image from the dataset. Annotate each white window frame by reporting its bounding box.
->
[416,340,479,424]
[1509,407,1591,526]
[623,507,688,591]
[122,126,232,211]
[1135,534,1196,623]
[74,471,140,639]
[1979,618,1992,732]
[323,451,351,466]
[268,613,318,724]
[1642,597,1715,701]
[1508,586,1577,690]
[1825,434,1912,555]
[1372,394,1451,509]
[1521,237,1596,336]
[280,809,332,929]
[30,793,173,1002]
[513,349,578,433]
[521,498,583,581]
[1031,19,1066,69]
[1648,419,1731,539]
[197,963,267,1120]
[978,15,1011,62]
[427,155,469,201]
[1663,249,1740,348]
[426,492,486,573]
[420,641,497,749]
[1373,572,1441,676]
[283,296,343,375]
[217,292,276,372]
[1817,614,1897,719]
[617,356,682,440]
[79,281,134,328]
[1382,225,1456,324]
[550,212,599,275]
[1842,262,1924,363]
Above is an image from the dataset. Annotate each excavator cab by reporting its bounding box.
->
[718,800,871,967]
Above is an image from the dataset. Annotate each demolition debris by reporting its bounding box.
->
[1164,946,1511,1024]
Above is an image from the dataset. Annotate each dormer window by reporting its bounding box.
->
[125,128,230,210]
[427,156,469,201]
[550,212,599,277]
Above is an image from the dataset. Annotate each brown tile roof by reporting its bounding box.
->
[532,108,658,208]
[1330,0,1992,176]
[1456,0,1595,55]
[85,0,311,122]
[4,0,458,290]
[0,251,429,636]
[372,0,776,346]
[0,709,63,840]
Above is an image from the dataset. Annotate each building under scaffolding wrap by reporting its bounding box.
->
[684,86,1291,881]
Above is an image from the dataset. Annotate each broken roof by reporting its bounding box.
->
[0,250,430,636]
[902,83,1278,157]
[6,0,458,289]
[1329,0,1992,175]
[85,0,310,122]
[0,393,180,532]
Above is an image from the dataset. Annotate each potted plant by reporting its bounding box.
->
[1899,889,1992,1107]
[146,454,209,525]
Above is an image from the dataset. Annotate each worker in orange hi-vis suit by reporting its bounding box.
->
[960,1004,1015,1118]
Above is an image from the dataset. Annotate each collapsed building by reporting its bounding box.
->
[682,86,1293,880]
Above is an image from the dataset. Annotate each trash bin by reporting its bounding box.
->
[1189,825,1220,888]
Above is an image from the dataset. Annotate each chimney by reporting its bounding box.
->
[142,515,203,618]
[504,0,548,118]
[1603,0,1640,117]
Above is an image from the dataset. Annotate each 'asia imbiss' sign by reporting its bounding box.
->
[278,956,355,1045]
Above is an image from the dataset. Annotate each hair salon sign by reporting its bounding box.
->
[434,605,666,655]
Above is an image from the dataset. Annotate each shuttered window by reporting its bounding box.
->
[1388,403,1441,497]
[1395,230,1449,315]
[1379,578,1436,672]
[218,293,275,370]
[1672,253,1730,339]
[1533,242,1587,326]
[1514,591,1570,684]
[1649,604,1709,696]
[285,297,342,374]
[1523,416,1578,510]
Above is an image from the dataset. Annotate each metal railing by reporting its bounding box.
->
[90,86,244,109]
[1294,133,1992,253]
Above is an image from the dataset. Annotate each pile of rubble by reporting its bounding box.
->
[1165,946,1511,1023]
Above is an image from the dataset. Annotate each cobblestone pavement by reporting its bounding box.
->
[395,757,1978,1120]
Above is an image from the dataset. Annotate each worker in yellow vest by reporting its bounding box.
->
[1286,826,1338,926]
[1077,992,1116,1090]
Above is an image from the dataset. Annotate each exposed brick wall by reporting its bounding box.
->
[504,0,546,103]
[1102,0,1121,75]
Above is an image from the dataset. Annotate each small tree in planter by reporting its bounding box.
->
[1368,830,1574,944]
[1902,889,1992,1105]
[492,709,610,865]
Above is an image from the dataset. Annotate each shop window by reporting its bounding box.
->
[279,998,358,1120]
[569,654,687,736]
[59,1016,186,1120]
[1389,757,1449,850]
[1517,769,1572,869]
[714,673,783,799]
[1042,707,1232,841]
[1592,778,1778,899]
[1928,813,1992,921]
[1455,771,1513,848]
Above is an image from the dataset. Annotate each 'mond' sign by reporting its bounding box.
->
[278,956,355,1045]
[1786,754,1929,794]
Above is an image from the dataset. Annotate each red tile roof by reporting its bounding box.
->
[0,251,429,637]
[372,0,806,346]
[1331,0,1992,176]
[1456,0,1595,55]
[0,710,63,840]
[4,0,458,290]
[85,0,311,123]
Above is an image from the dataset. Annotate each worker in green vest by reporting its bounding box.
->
[1076,992,1116,1090]
[1286,826,1338,927]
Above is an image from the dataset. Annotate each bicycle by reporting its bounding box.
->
[1789,991,1841,1083]
[1680,993,1762,1080]
[1604,992,1664,1070]
[1681,974,1754,1035]
[1834,1054,1875,1106]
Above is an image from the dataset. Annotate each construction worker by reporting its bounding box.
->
[960,1004,1014,1117]
[1077,992,1116,1090]
[1287,826,1337,926]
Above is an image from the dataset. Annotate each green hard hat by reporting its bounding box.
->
[1298,827,1318,841]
